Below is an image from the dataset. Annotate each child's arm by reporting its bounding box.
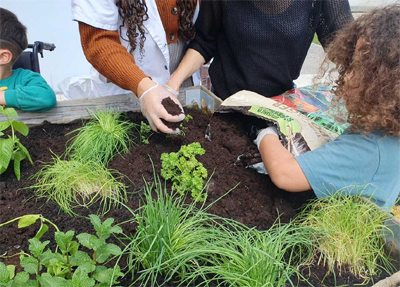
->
[4,71,56,112]
[256,128,311,192]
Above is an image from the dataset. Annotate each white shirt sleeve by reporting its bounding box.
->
[71,0,120,31]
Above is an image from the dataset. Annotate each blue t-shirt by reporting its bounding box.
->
[296,132,400,208]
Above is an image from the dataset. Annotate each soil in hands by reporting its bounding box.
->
[0,109,382,286]
[161,97,183,131]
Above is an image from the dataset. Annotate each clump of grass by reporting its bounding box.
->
[299,195,393,280]
[31,156,127,215]
[66,110,133,164]
[125,176,218,286]
[123,174,313,287]
[189,223,315,287]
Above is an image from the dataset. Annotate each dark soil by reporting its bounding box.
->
[0,109,386,286]
[161,97,183,130]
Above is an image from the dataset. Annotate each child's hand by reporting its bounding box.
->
[254,126,279,149]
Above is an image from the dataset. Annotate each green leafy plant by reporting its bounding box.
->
[178,114,193,136]
[0,214,124,287]
[299,194,393,281]
[0,106,32,180]
[31,156,127,215]
[134,121,153,144]
[160,142,208,202]
[66,110,133,164]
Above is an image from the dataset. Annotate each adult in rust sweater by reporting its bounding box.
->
[72,0,199,133]
[168,0,353,100]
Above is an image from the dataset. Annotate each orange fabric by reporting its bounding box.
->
[156,0,180,44]
[78,22,146,95]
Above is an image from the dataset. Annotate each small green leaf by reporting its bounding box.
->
[2,108,18,119]
[0,262,13,283]
[11,121,29,136]
[0,138,14,170]
[28,238,49,258]
[71,267,95,287]
[38,273,70,287]
[20,255,39,274]
[0,121,11,132]
[76,233,102,250]
[34,222,49,240]
[12,150,26,180]
[93,266,123,284]
[15,141,33,164]
[17,214,41,228]
[95,243,122,263]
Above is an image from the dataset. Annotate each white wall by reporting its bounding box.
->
[1,0,92,92]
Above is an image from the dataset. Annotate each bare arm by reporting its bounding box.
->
[167,48,205,91]
[259,135,311,192]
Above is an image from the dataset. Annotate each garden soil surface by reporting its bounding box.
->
[0,108,388,287]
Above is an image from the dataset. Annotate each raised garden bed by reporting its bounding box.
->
[0,87,398,286]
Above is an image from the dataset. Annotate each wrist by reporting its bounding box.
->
[137,77,156,98]
[168,73,183,92]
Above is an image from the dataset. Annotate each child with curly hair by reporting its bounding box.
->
[254,5,400,209]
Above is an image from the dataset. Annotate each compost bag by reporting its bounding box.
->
[209,88,347,174]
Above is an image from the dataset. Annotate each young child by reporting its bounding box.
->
[255,5,400,209]
[0,8,56,111]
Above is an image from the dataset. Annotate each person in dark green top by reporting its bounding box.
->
[0,8,56,112]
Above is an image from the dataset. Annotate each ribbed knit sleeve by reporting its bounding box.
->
[317,0,353,48]
[188,1,222,63]
[78,22,147,95]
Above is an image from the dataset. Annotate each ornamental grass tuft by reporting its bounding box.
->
[31,156,127,215]
[298,194,393,281]
[66,110,133,164]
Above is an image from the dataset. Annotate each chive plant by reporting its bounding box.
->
[299,195,393,280]
[66,110,133,164]
[188,223,315,287]
[31,156,127,215]
[124,176,218,286]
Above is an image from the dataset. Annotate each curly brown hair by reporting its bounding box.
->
[326,4,400,136]
[116,0,197,53]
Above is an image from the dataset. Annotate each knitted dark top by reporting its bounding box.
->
[189,0,353,99]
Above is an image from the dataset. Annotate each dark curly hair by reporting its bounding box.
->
[116,0,197,53]
[325,4,400,136]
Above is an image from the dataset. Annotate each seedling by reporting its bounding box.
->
[66,110,133,164]
[135,121,153,144]
[0,214,124,286]
[161,142,208,202]
[31,156,127,215]
[178,114,193,136]
[0,106,32,180]
[299,195,393,281]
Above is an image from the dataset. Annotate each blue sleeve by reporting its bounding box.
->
[4,70,57,112]
[295,134,379,199]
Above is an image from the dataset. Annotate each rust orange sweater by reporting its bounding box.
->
[78,0,179,95]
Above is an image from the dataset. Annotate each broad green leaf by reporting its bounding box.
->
[11,272,34,287]
[93,266,123,284]
[54,231,76,254]
[11,121,28,136]
[76,233,102,250]
[71,267,95,287]
[38,273,70,287]
[17,214,41,228]
[0,262,12,283]
[95,243,122,263]
[0,138,14,170]
[34,222,49,240]
[0,121,11,132]
[28,238,49,258]
[39,250,65,269]
[20,255,39,274]
[69,251,93,267]
[2,108,18,119]
[15,141,32,164]
[12,150,26,180]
